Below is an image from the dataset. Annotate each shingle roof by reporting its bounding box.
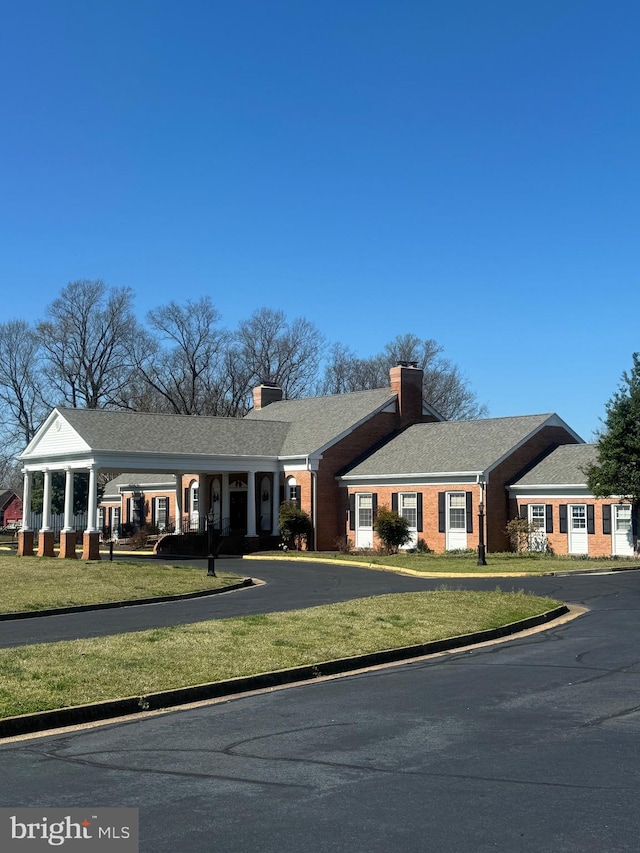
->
[342,414,562,476]
[511,444,598,486]
[58,408,290,457]
[102,473,177,499]
[244,388,396,456]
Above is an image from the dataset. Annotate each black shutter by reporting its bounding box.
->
[391,493,398,513]
[545,504,554,534]
[519,504,528,520]
[279,485,285,505]
[438,492,446,533]
[587,505,595,535]
[466,492,473,533]
[632,503,638,538]
[294,485,301,504]
[417,493,423,532]
[184,487,189,513]
[602,504,611,535]
[559,504,568,534]
[349,494,356,531]
[372,494,378,520]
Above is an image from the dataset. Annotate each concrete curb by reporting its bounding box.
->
[0,578,256,622]
[242,553,640,578]
[0,604,569,740]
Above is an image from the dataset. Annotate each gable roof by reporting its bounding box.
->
[510,443,598,487]
[0,490,19,510]
[244,388,397,456]
[341,414,580,479]
[24,408,290,459]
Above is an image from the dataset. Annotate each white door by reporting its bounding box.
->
[568,504,588,555]
[528,504,547,552]
[446,492,467,551]
[613,504,634,556]
[399,492,418,549]
[355,493,374,549]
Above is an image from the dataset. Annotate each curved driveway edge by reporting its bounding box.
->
[0,604,569,741]
[0,577,255,622]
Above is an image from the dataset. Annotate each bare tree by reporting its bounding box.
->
[129,297,230,415]
[321,333,487,420]
[37,280,138,409]
[233,307,325,404]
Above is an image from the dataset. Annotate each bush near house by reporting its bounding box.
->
[374,506,412,554]
[279,501,312,551]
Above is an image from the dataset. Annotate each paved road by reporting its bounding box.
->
[1,563,640,851]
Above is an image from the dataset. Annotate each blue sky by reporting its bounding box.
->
[1,0,639,440]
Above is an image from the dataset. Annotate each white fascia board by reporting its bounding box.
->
[508,485,594,499]
[339,471,481,487]
[422,401,445,421]
[312,398,396,456]
[19,409,91,460]
[24,452,281,474]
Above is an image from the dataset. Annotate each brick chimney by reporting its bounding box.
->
[389,362,424,427]
[252,383,283,411]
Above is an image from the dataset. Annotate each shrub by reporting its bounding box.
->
[279,501,313,551]
[373,506,412,554]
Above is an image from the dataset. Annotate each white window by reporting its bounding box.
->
[530,504,545,530]
[399,492,418,529]
[615,504,632,532]
[571,505,586,529]
[155,497,168,530]
[448,493,466,529]
[358,493,373,528]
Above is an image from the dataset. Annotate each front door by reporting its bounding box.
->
[446,492,467,551]
[613,504,634,556]
[528,504,547,552]
[230,492,247,533]
[568,504,588,555]
[355,493,374,549]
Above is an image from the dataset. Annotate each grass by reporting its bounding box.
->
[0,555,242,613]
[0,590,560,719]
[261,549,639,574]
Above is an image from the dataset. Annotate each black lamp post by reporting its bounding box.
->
[207,508,217,577]
[477,501,487,566]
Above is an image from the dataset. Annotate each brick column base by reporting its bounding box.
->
[38,531,55,558]
[82,532,101,561]
[17,530,35,557]
[58,531,77,559]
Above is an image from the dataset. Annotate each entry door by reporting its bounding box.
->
[399,492,418,549]
[355,493,374,549]
[230,492,248,533]
[568,504,588,555]
[528,504,547,552]
[613,504,634,556]
[446,493,467,551]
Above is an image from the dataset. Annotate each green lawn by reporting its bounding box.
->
[0,590,561,719]
[258,550,639,574]
[0,555,242,613]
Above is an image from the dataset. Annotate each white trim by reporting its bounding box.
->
[340,472,481,487]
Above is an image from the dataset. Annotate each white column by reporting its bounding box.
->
[62,468,75,532]
[40,469,52,532]
[272,473,280,535]
[21,471,32,531]
[222,472,230,532]
[174,473,183,534]
[246,470,257,537]
[86,467,98,532]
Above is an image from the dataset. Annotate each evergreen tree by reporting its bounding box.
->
[586,354,640,522]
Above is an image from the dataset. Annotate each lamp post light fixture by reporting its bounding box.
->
[207,508,217,577]
[477,501,487,566]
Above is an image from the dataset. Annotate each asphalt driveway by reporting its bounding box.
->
[1,563,640,851]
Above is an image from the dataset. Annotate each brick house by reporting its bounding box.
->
[508,444,638,557]
[338,414,582,553]
[19,362,625,559]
